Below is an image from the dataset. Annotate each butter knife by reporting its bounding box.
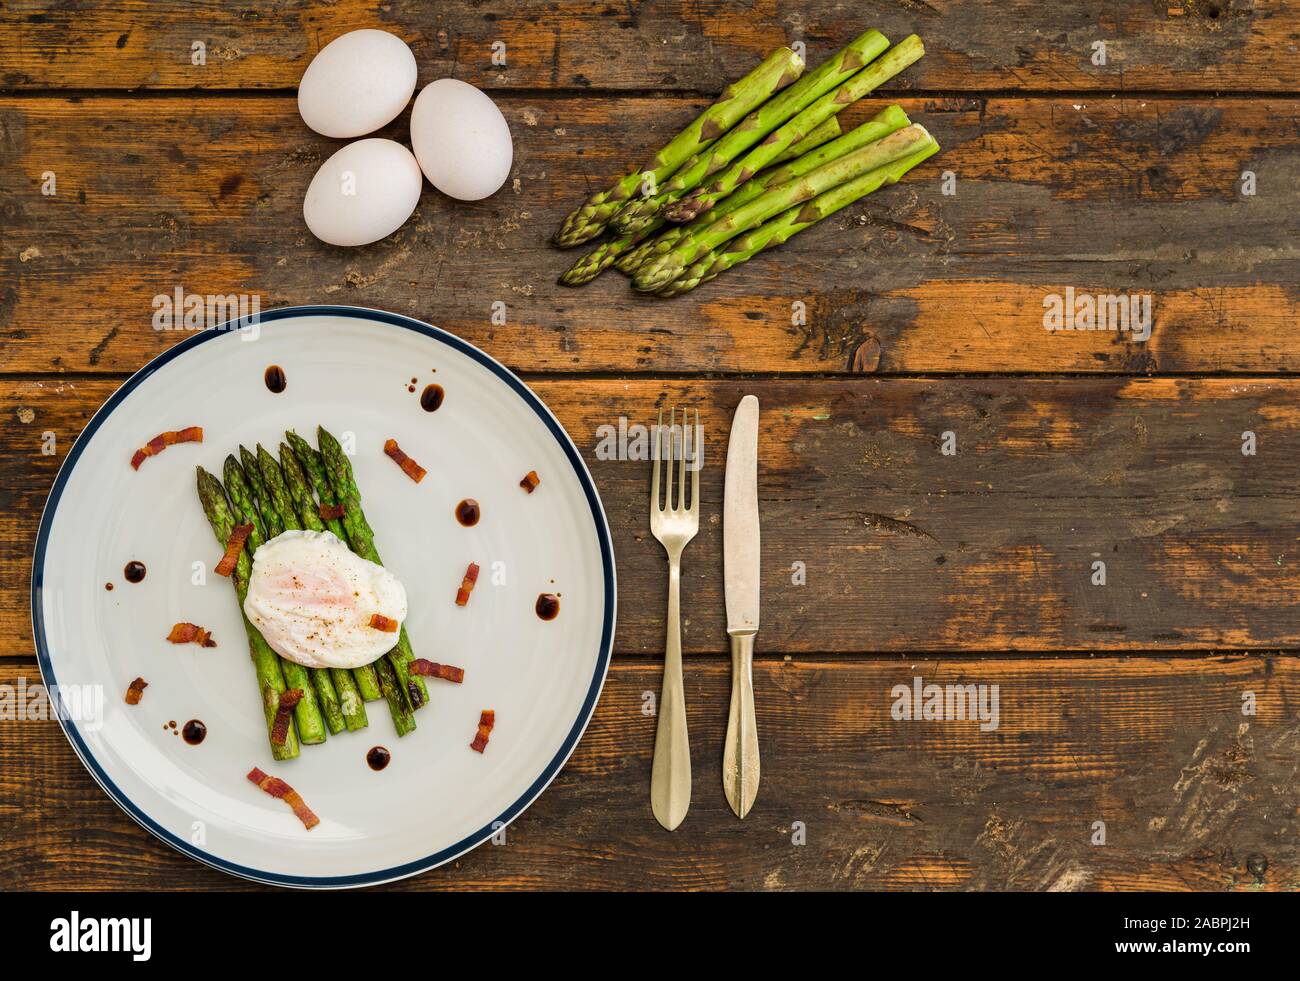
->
[722,395,760,818]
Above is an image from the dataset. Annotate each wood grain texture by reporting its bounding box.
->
[2,656,1296,891]
[1,95,1296,375]
[4,0,1299,896]
[1,1,1295,92]
[6,376,1300,658]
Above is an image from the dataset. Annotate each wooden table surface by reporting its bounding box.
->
[3,1,1299,891]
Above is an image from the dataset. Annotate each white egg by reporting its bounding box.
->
[244,530,408,670]
[302,138,423,247]
[410,78,513,201]
[298,29,417,138]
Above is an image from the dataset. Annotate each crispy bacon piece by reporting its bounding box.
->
[130,426,203,470]
[470,709,495,753]
[409,659,465,684]
[247,766,320,830]
[270,688,303,746]
[383,438,426,483]
[519,470,541,493]
[455,562,480,607]
[214,522,253,577]
[166,622,216,647]
[124,677,148,705]
[368,613,399,632]
[319,502,345,520]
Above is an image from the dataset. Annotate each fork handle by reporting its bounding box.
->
[651,558,690,831]
[723,631,759,818]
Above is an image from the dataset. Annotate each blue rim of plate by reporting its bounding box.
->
[30,305,617,889]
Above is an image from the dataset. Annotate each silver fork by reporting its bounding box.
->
[649,406,699,831]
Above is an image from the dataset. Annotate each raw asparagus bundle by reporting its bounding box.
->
[658,139,940,297]
[634,123,935,292]
[664,35,925,224]
[557,116,846,286]
[609,29,890,236]
[618,105,910,277]
[196,467,300,760]
[551,29,938,294]
[552,46,805,248]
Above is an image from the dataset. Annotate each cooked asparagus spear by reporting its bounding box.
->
[277,443,370,733]
[665,35,925,224]
[611,30,890,235]
[240,444,284,539]
[221,453,327,744]
[658,139,940,297]
[221,456,336,745]
[225,454,338,717]
[196,467,299,760]
[222,454,267,543]
[234,450,378,727]
[283,431,347,540]
[370,656,411,738]
[620,106,910,276]
[315,427,426,710]
[559,117,846,287]
[223,453,354,734]
[634,123,933,292]
[305,649,347,736]
[253,444,343,736]
[552,46,805,248]
[285,429,383,703]
[317,427,422,734]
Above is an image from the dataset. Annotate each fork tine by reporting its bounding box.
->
[651,407,662,514]
[664,406,676,511]
[677,406,687,512]
[690,409,700,513]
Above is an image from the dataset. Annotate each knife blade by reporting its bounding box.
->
[723,395,760,817]
[724,395,760,632]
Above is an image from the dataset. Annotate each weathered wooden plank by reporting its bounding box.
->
[1,1,1296,92]
[6,376,1300,657]
[1,96,1296,375]
[1,656,1295,891]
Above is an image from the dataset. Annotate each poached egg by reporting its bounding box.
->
[244,529,407,669]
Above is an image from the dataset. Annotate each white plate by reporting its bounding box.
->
[32,306,616,888]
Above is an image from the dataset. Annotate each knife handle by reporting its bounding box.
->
[651,558,691,831]
[723,631,760,818]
